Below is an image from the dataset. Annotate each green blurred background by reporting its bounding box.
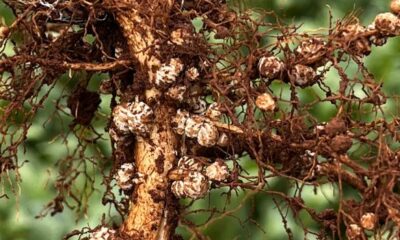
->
[1,0,400,239]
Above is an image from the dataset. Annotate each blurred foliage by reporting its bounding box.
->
[1,0,400,239]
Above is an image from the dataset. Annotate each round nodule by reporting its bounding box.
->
[391,0,400,15]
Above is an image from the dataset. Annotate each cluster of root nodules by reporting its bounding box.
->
[174,4,400,240]
[2,0,400,239]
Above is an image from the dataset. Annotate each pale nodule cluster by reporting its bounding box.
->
[339,23,367,40]
[112,101,154,136]
[155,58,184,86]
[197,122,219,147]
[391,0,400,14]
[171,156,209,199]
[288,64,316,87]
[89,227,116,240]
[171,171,209,199]
[360,212,377,230]
[0,25,9,40]
[113,105,131,134]
[177,156,203,172]
[204,102,222,121]
[184,115,203,138]
[170,28,193,46]
[337,23,371,56]
[185,67,200,81]
[346,224,362,239]
[373,12,400,36]
[170,58,185,73]
[172,109,190,135]
[295,38,327,65]
[258,56,284,79]
[258,55,317,87]
[166,85,187,102]
[171,156,230,199]
[255,93,276,112]
[172,109,224,147]
[115,163,135,190]
[205,160,230,182]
